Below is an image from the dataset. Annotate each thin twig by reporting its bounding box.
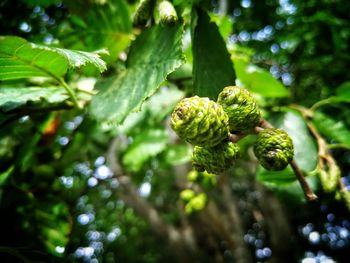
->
[310,97,334,112]
[259,119,274,128]
[290,160,318,201]
[228,133,247,143]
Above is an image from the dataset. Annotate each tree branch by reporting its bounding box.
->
[290,160,318,201]
[106,136,199,262]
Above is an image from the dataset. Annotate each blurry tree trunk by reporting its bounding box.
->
[107,136,298,263]
[257,184,297,263]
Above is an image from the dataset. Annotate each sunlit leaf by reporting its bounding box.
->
[123,129,169,172]
[335,81,350,102]
[0,86,69,112]
[163,144,192,165]
[234,58,289,97]
[257,166,296,185]
[0,166,13,187]
[0,36,107,81]
[192,8,236,99]
[90,25,184,123]
[37,203,70,257]
[61,0,132,61]
[263,175,318,205]
[313,111,350,148]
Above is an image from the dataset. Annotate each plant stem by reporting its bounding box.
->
[259,119,274,128]
[228,133,247,143]
[290,160,318,201]
[310,97,334,111]
[76,87,97,96]
[58,78,81,109]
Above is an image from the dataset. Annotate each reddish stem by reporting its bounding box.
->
[290,160,318,202]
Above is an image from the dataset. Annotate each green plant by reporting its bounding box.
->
[1,1,349,262]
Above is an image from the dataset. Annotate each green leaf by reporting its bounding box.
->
[61,0,132,62]
[257,166,296,185]
[271,110,318,171]
[234,58,289,98]
[123,129,169,172]
[0,86,69,112]
[191,8,236,100]
[163,144,192,165]
[313,111,350,148]
[257,110,318,185]
[263,176,318,205]
[37,47,108,73]
[335,81,350,102]
[0,36,107,81]
[0,166,13,187]
[90,25,184,123]
[37,203,70,256]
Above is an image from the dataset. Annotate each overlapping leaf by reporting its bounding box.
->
[0,36,107,81]
[0,86,69,112]
[61,0,132,61]
[313,111,350,148]
[234,58,289,98]
[191,8,236,100]
[90,25,184,124]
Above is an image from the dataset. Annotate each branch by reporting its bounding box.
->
[107,136,199,261]
[290,160,318,201]
[107,137,174,238]
[218,172,254,263]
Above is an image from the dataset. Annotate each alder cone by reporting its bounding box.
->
[254,128,294,171]
[171,96,229,147]
[217,86,261,132]
[192,141,240,174]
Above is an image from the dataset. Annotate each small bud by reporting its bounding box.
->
[185,193,208,215]
[158,1,178,26]
[180,189,195,203]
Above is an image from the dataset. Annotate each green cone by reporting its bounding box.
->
[254,128,294,171]
[133,0,154,27]
[158,1,178,26]
[185,193,208,215]
[180,189,195,203]
[171,96,229,147]
[217,86,261,132]
[192,141,240,174]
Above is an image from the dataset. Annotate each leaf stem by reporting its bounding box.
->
[290,160,318,202]
[310,97,334,112]
[58,78,81,109]
[76,87,97,96]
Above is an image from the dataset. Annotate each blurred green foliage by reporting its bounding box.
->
[0,0,349,262]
